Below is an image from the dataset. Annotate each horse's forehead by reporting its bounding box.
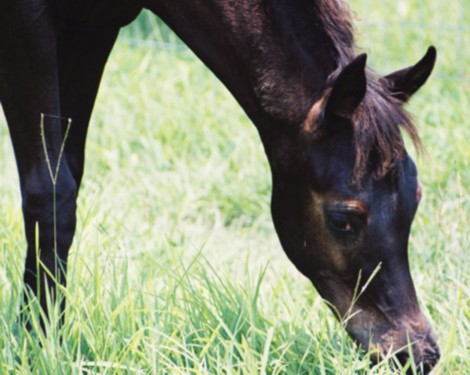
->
[319,152,411,195]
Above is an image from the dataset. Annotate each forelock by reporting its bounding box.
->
[351,74,421,182]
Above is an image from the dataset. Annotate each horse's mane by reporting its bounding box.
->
[313,0,356,65]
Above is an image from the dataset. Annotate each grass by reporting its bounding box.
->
[0,0,469,373]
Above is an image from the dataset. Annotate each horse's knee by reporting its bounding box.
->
[22,170,78,255]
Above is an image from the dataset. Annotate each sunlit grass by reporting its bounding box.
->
[0,0,468,373]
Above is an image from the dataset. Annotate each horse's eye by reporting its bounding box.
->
[325,209,367,240]
[326,212,355,234]
[323,202,367,241]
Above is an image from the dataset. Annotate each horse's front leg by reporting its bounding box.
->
[57,25,121,187]
[0,3,77,326]
[20,118,78,325]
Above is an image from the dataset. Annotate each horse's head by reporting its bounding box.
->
[269,47,439,373]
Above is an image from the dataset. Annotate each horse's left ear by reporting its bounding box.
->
[304,54,367,138]
[324,53,368,120]
[380,46,437,102]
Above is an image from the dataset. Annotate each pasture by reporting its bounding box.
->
[0,0,468,373]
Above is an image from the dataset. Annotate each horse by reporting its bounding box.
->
[0,0,439,372]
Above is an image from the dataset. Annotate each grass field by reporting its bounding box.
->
[0,0,469,374]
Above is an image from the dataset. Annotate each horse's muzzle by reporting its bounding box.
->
[348,317,440,374]
[394,330,440,375]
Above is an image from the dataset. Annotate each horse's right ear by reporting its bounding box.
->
[379,46,436,102]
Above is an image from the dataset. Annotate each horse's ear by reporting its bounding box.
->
[380,46,436,102]
[324,54,368,121]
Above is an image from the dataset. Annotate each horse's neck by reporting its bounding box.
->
[149,0,354,131]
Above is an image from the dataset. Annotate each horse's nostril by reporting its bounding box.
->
[422,334,441,369]
[422,345,440,372]
[424,347,439,361]
[411,343,440,375]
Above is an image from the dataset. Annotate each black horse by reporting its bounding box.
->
[0,0,439,372]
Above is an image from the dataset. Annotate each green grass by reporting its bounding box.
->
[0,0,469,373]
